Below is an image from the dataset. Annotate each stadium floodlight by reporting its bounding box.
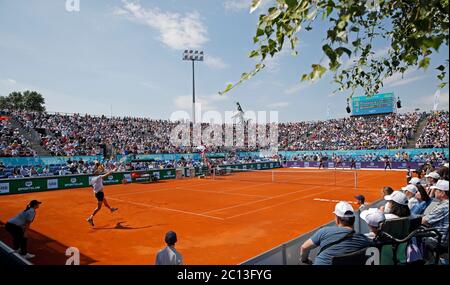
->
[183,50,204,124]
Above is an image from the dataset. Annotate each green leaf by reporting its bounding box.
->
[335,47,352,58]
[352,39,361,47]
[326,6,333,17]
[336,31,348,43]
[300,73,309,81]
[423,36,444,51]
[322,44,336,61]
[250,0,262,14]
[285,0,298,8]
[265,25,274,37]
[249,50,260,58]
[267,8,281,21]
[256,28,264,37]
[219,84,233,95]
[436,65,445,71]
[350,26,359,33]
[255,63,265,70]
[241,73,250,81]
[419,57,430,69]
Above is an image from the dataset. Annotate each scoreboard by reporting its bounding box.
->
[352,93,395,116]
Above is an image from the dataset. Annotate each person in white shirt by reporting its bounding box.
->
[383,191,411,220]
[86,167,118,227]
[155,231,184,265]
[402,184,419,210]
[424,171,440,198]
[360,208,386,240]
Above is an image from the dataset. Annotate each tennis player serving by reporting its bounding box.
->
[87,166,119,227]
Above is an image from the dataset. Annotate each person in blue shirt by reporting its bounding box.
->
[411,184,433,215]
[5,200,42,259]
[300,201,371,265]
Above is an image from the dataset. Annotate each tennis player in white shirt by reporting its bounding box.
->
[87,167,118,227]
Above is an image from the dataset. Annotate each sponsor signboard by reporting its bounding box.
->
[0,183,10,194]
[47,179,58,189]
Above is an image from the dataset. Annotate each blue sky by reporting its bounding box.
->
[0,0,448,122]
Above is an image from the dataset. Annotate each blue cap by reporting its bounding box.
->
[354,195,365,203]
[165,231,177,245]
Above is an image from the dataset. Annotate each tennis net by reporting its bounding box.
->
[213,168,358,188]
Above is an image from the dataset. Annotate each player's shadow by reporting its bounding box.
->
[94,221,165,230]
[0,221,98,265]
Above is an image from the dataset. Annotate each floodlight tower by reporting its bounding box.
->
[183,50,204,124]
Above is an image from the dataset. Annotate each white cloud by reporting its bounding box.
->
[140,81,155,89]
[418,92,449,111]
[383,69,428,87]
[284,80,318,95]
[6,78,17,84]
[268,102,289,108]
[174,95,193,110]
[112,7,129,16]
[115,0,208,50]
[204,55,228,69]
[263,47,291,74]
[223,0,275,13]
[173,94,229,111]
[343,46,389,68]
[387,75,427,87]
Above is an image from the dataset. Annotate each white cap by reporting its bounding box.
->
[360,208,386,228]
[384,191,408,206]
[430,180,449,191]
[425,172,440,180]
[402,184,418,195]
[444,163,449,168]
[333,201,355,218]
[409,177,421,185]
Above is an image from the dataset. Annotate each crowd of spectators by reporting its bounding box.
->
[286,151,448,164]
[0,118,36,157]
[416,111,449,148]
[5,111,445,157]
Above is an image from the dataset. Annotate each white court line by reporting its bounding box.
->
[202,185,322,215]
[174,186,269,199]
[110,181,271,199]
[108,178,233,198]
[108,197,224,221]
[208,181,274,194]
[109,187,176,198]
[225,188,336,220]
[204,170,386,216]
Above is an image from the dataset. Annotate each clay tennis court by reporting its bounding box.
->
[0,169,406,265]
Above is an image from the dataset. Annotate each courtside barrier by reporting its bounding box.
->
[240,199,386,265]
[0,240,32,265]
[0,162,281,196]
[285,160,425,170]
[0,169,176,196]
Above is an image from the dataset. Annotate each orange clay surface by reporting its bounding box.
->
[0,169,406,265]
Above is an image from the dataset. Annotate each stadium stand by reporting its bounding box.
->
[2,110,448,157]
